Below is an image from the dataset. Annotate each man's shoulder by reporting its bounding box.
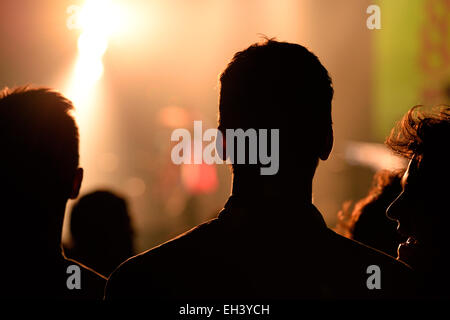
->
[323,228,415,297]
[105,218,222,299]
[63,257,107,281]
[326,228,410,270]
[136,217,222,264]
[62,257,107,299]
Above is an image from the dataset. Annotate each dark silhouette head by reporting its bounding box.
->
[347,169,406,257]
[386,105,450,271]
[0,86,83,252]
[218,39,333,186]
[65,190,135,277]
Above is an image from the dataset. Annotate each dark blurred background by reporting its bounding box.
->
[1,0,448,252]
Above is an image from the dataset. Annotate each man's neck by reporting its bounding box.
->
[230,171,313,205]
[25,199,66,259]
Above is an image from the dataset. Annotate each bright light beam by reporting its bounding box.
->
[66,0,125,108]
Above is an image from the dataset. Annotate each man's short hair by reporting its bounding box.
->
[218,39,333,131]
[0,86,79,197]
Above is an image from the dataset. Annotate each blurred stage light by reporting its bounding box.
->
[181,162,218,194]
[158,106,191,128]
[66,0,126,107]
[345,141,407,171]
[77,0,123,37]
[124,177,147,198]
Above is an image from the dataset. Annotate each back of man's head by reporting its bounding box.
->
[0,86,80,211]
[218,39,333,177]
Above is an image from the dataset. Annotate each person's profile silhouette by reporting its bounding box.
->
[339,169,407,257]
[386,105,450,298]
[106,39,414,300]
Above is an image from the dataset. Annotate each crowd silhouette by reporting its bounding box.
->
[0,39,449,300]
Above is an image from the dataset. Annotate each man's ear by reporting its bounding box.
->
[69,167,83,199]
[319,125,333,161]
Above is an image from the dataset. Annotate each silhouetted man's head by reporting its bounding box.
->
[218,39,333,178]
[0,87,83,231]
[386,105,450,267]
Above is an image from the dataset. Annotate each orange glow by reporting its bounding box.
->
[181,163,218,194]
[158,106,191,128]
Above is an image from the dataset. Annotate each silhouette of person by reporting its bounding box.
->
[64,190,135,278]
[339,169,407,257]
[386,105,450,298]
[106,39,414,300]
[0,86,106,299]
